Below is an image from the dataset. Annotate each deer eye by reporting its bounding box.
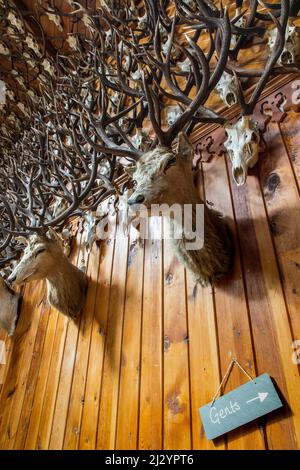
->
[165,156,177,171]
[35,247,46,257]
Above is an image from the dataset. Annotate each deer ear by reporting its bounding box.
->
[46,227,63,246]
[176,132,194,160]
[119,158,137,177]
[15,236,29,246]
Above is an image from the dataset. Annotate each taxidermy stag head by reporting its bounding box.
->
[0,276,20,336]
[224,116,260,186]
[126,135,201,209]
[7,229,87,320]
[127,133,234,286]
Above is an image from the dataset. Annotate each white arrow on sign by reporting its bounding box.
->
[246,392,269,404]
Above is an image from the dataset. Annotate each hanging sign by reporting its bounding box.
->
[199,360,283,441]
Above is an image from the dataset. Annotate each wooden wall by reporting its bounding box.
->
[0,80,300,450]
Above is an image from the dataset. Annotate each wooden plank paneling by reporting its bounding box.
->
[138,217,163,450]
[13,300,51,450]
[23,303,59,449]
[186,168,224,450]
[227,161,298,449]
[79,235,116,450]
[48,234,90,450]
[280,112,300,191]
[163,221,191,450]
[96,219,129,449]
[186,273,224,450]
[116,227,144,450]
[262,122,300,342]
[62,241,100,450]
[203,156,266,450]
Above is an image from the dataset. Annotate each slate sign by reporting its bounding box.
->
[199,374,283,440]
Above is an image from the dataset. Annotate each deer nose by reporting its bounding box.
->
[128,194,145,205]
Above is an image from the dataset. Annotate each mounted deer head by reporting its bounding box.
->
[127,140,194,208]
[7,229,87,320]
[126,133,234,285]
[224,116,260,186]
[220,1,291,185]
[0,276,20,336]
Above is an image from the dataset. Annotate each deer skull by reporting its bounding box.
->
[131,128,152,151]
[7,11,25,33]
[215,72,239,107]
[231,12,246,48]
[268,23,300,65]
[166,106,182,126]
[224,116,260,186]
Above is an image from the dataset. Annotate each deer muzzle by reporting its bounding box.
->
[127,194,145,205]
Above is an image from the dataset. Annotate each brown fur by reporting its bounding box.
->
[0,277,20,336]
[171,205,234,285]
[127,133,234,285]
[8,230,87,319]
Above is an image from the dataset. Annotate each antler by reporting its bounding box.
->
[231,0,290,116]
[96,4,232,147]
